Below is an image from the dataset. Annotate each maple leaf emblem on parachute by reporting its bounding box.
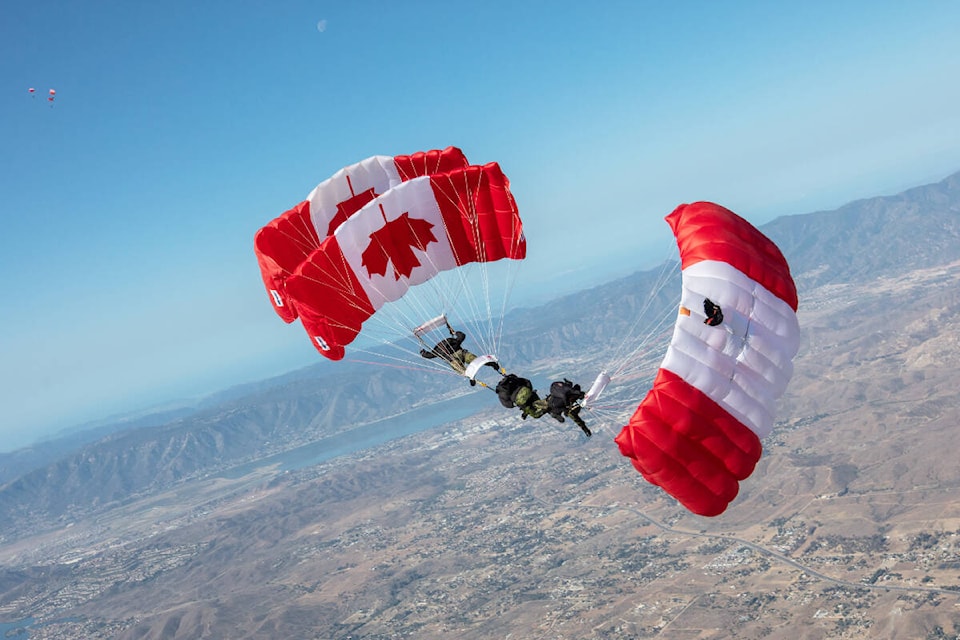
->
[361,212,438,280]
[329,187,379,236]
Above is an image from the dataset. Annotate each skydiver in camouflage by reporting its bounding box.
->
[420,329,500,384]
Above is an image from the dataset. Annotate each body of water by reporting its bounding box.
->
[0,617,82,638]
[219,390,495,479]
[0,618,32,637]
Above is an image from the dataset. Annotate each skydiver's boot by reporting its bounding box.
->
[569,406,591,437]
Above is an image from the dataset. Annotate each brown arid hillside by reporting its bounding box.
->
[4,259,960,638]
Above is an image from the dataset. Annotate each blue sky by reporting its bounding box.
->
[2,0,959,451]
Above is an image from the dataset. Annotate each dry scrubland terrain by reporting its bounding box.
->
[3,259,960,639]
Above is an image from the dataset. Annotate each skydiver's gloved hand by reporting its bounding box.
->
[419,348,431,358]
[469,379,476,387]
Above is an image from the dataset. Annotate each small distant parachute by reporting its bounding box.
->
[613,202,800,516]
[27,87,56,106]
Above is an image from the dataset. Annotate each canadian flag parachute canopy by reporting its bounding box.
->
[614,201,800,516]
[254,147,469,322]
[285,162,524,360]
[254,148,525,367]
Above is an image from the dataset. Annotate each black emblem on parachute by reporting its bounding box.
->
[703,298,723,326]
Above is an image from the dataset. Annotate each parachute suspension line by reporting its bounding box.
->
[286,202,321,250]
[414,168,518,362]
[578,400,639,437]
[492,257,521,358]
[477,168,506,360]
[479,185,525,363]
[472,236,500,360]
[609,310,674,380]
[603,246,680,379]
[292,236,378,323]
[445,168,497,357]
[353,300,448,371]
[489,206,526,361]
[608,251,676,361]
[440,174,485,340]
[344,355,446,375]
[479,167,526,361]
[348,342,461,378]
[573,245,682,432]
[271,220,319,273]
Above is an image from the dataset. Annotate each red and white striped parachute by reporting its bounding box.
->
[614,201,800,516]
[254,147,468,322]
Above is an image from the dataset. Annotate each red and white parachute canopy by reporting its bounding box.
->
[614,201,799,516]
[254,150,525,378]
[254,147,469,323]
[285,162,525,361]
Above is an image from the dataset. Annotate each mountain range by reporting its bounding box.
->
[2,170,959,542]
